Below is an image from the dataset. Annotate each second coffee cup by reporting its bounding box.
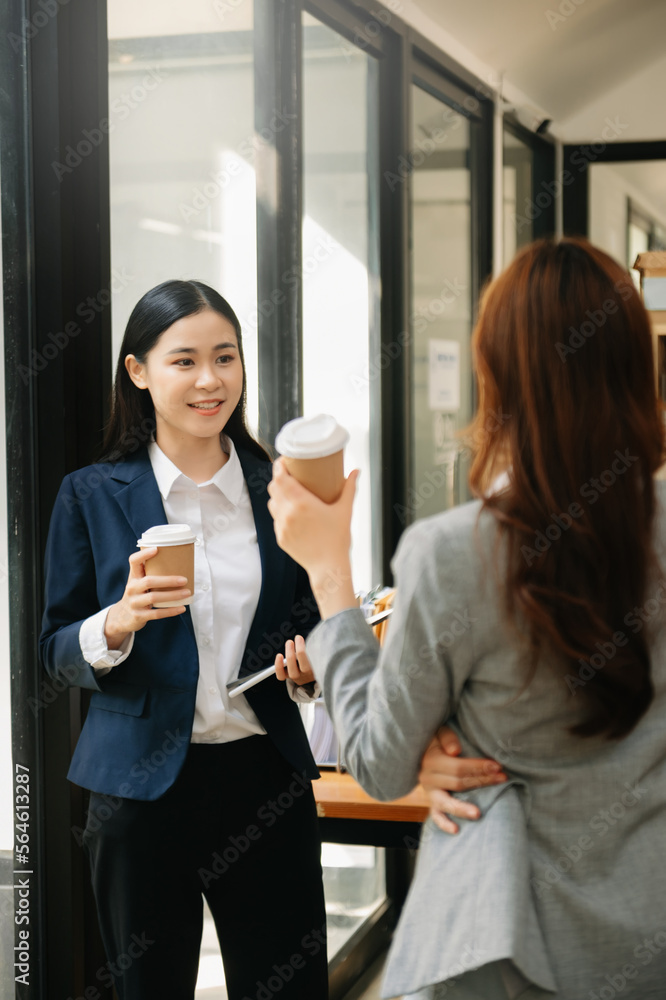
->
[275,414,350,503]
[137,524,196,608]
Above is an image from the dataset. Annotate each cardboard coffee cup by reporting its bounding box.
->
[137,524,196,608]
[275,414,350,503]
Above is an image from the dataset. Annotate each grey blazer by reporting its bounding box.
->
[307,490,666,1000]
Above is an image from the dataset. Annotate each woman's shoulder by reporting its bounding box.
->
[399,498,486,551]
[392,498,491,586]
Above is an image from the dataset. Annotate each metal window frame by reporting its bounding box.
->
[1,0,113,997]
[563,140,666,237]
[503,115,557,242]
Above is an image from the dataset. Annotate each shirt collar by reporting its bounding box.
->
[148,436,245,507]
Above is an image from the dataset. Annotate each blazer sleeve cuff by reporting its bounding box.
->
[286,679,322,703]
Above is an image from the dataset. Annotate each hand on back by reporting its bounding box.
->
[419,726,507,834]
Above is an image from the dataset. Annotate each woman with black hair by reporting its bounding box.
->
[40,280,328,1000]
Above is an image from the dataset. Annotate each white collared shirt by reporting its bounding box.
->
[79,437,316,743]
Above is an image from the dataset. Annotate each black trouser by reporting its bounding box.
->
[83,736,328,1000]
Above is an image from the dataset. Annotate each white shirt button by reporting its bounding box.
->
[209,687,218,695]
[189,491,198,500]
[201,636,211,646]
[195,538,202,546]
[201,583,209,592]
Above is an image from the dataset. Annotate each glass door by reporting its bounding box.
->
[409,84,473,522]
[301,11,381,594]
[301,8,386,963]
[107,0,259,430]
[107,5,257,995]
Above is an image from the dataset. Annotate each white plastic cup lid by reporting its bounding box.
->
[137,524,196,547]
[275,414,350,459]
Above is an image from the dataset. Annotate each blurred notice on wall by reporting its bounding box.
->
[428,339,460,412]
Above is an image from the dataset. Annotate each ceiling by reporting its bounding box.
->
[411,0,666,136]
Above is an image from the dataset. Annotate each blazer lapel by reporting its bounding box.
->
[237,447,291,675]
[110,448,196,641]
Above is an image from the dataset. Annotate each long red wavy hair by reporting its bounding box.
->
[469,237,664,738]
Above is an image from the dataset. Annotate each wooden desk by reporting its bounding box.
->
[314,769,430,821]
[314,769,429,848]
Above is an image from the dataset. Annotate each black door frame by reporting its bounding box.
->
[563,140,666,237]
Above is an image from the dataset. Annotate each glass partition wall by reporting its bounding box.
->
[108,1,259,431]
[410,85,472,521]
[301,12,380,595]
[301,13,385,963]
[107,3,388,993]
[1,0,502,995]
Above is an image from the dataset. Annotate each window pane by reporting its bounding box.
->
[503,127,534,266]
[108,0,258,431]
[302,14,380,593]
[411,85,472,521]
[107,7,255,995]
[322,843,386,959]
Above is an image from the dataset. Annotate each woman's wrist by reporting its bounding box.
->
[104,605,131,650]
[309,560,356,620]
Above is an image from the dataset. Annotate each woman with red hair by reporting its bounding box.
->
[268,237,666,999]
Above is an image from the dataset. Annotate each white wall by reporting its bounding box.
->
[589,162,666,267]
[561,53,666,144]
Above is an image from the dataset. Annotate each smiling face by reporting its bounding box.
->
[125,308,244,450]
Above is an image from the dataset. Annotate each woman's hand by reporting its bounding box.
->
[275,635,316,686]
[419,726,507,834]
[104,547,191,649]
[267,459,359,619]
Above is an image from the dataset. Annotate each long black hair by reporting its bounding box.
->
[99,279,270,463]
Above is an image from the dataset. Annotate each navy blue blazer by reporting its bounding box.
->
[39,445,321,800]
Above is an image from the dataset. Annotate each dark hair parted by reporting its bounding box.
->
[469,237,665,739]
[99,280,270,464]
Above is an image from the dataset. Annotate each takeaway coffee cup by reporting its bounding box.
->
[275,414,350,503]
[137,524,196,608]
